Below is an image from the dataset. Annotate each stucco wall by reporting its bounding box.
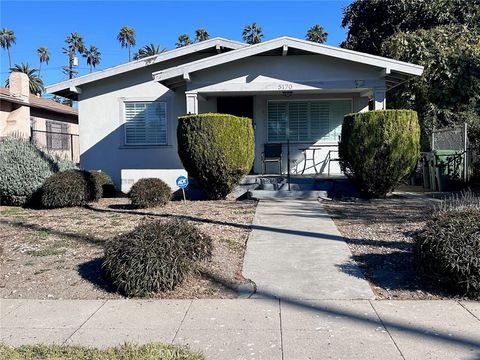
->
[75,53,385,189]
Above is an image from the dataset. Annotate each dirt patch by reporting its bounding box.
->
[323,192,465,300]
[0,198,257,300]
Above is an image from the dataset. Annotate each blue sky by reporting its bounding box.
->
[0,0,351,90]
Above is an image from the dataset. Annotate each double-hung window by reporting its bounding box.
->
[267,99,351,142]
[46,121,70,150]
[124,101,167,145]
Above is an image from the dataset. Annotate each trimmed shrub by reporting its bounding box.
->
[0,137,53,205]
[339,110,420,197]
[129,178,171,208]
[90,170,116,198]
[414,201,480,298]
[40,169,98,208]
[177,113,255,199]
[103,219,212,297]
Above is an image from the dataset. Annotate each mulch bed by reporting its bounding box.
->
[322,192,465,300]
[0,198,256,300]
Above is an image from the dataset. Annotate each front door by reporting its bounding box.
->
[216,96,254,119]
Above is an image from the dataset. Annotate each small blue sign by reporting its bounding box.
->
[176,176,189,189]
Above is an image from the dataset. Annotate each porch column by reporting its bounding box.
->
[186,93,198,114]
[373,87,386,110]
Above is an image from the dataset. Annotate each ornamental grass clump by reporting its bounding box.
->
[177,113,255,199]
[89,170,116,198]
[339,109,420,198]
[129,178,171,208]
[40,169,98,208]
[414,192,480,298]
[103,219,212,297]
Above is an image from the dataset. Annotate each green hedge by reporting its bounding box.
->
[339,110,420,197]
[177,113,254,199]
[89,170,116,198]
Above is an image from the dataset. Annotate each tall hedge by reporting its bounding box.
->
[339,110,420,197]
[177,113,254,199]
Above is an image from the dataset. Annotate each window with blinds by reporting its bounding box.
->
[267,100,351,142]
[124,102,167,145]
[46,121,70,150]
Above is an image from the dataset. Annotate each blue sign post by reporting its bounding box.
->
[176,176,189,203]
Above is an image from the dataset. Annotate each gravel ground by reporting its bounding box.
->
[0,198,256,300]
[322,192,461,300]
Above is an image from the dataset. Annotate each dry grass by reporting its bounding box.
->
[323,192,457,300]
[0,198,256,300]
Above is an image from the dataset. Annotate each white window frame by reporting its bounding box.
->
[266,98,353,144]
[122,100,168,146]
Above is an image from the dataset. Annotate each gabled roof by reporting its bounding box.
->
[0,87,78,117]
[153,36,423,88]
[45,38,245,96]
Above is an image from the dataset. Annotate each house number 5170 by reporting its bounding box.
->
[278,84,293,90]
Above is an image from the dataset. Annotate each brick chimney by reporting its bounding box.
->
[9,71,30,103]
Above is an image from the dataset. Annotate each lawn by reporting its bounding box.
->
[0,198,256,299]
[0,343,203,360]
[323,192,460,300]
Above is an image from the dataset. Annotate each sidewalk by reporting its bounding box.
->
[243,199,374,300]
[1,298,479,359]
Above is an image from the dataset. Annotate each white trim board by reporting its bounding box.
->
[46,38,245,94]
[153,36,424,83]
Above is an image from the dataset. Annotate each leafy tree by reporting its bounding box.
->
[5,63,44,95]
[37,47,49,76]
[176,34,192,48]
[306,24,328,43]
[133,43,165,60]
[117,26,136,61]
[382,25,480,150]
[341,0,480,55]
[82,45,101,72]
[242,22,263,44]
[63,32,85,79]
[195,28,209,42]
[0,28,16,68]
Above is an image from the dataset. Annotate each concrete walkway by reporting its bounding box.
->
[1,299,479,359]
[243,199,374,300]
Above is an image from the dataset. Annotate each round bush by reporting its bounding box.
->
[129,178,171,208]
[40,169,98,208]
[339,110,420,198]
[0,137,54,205]
[177,113,255,200]
[414,208,480,298]
[89,170,116,198]
[103,219,212,296]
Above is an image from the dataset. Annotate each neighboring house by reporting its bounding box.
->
[46,37,423,192]
[1,72,79,162]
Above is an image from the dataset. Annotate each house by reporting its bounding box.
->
[45,37,423,192]
[1,72,79,162]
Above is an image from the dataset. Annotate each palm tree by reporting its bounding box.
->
[63,32,86,79]
[83,45,101,72]
[195,28,209,42]
[176,34,192,48]
[306,25,328,44]
[133,43,165,60]
[242,23,263,44]
[117,26,136,61]
[5,63,44,95]
[0,28,16,68]
[37,47,50,76]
